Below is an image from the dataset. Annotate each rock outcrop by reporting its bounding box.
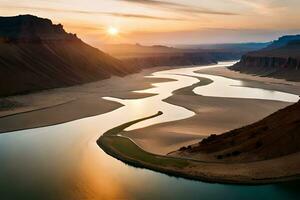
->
[231,35,300,81]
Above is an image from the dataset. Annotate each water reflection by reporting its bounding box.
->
[193,74,299,102]
[0,61,299,199]
[154,62,299,102]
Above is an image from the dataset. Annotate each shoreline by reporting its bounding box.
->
[198,67,300,95]
[0,99,76,119]
[0,66,175,134]
[97,112,300,185]
[1,63,299,184]
[1,64,297,135]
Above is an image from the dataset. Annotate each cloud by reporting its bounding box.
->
[2,5,186,21]
[230,0,286,14]
[118,0,239,15]
[102,12,185,21]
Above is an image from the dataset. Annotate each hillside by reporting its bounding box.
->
[0,15,138,97]
[231,35,300,81]
[173,100,300,163]
[175,42,270,51]
[101,43,258,68]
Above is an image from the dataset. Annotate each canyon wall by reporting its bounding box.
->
[231,35,300,81]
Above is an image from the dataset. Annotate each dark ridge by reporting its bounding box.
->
[0,15,77,42]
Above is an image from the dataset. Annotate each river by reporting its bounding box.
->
[0,61,299,200]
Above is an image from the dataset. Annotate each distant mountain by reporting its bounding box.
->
[231,35,300,81]
[0,15,137,97]
[175,42,270,51]
[101,44,182,58]
[101,43,258,68]
[265,35,300,50]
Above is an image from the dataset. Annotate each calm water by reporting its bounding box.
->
[0,61,299,200]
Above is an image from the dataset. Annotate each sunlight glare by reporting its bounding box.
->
[107,26,119,36]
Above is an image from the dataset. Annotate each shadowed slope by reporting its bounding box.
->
[176,101,300,163]
[0,15,138,97]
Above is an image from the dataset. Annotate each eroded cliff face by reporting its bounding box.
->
[231,35,300,81]
[231,56,300,81]
[235,55,300,70]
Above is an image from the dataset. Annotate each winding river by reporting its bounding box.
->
[0,61,299,200]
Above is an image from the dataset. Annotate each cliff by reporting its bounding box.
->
[0,15,138,97]
[231,35,300,81]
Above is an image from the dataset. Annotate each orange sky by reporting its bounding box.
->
[1,0,300,46]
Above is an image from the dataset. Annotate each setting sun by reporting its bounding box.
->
[107,26,119,36]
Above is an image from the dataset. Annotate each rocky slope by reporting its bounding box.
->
[174,100,300,163]
[231,35,300,81]
[0,15,138,97]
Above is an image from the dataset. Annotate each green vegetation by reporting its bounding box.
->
[97,105,300,184]
[103,111,163,137]
[98,111,190,169]
[102,136,188,168]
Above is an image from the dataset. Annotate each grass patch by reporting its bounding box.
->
[105,136,189,168]
[103,111,163,137]
[98,111,190,170]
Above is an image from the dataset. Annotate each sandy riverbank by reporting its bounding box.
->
[124,67,300,155]
[98,111,300,184]
[113,66,300,184]
[1,64,300,184]
[1,64,299,147]
[199,67,300,94]
[0,67,174,133]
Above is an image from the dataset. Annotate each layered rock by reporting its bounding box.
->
[231,35,300,81]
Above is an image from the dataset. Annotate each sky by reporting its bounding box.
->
[1,0,300,47]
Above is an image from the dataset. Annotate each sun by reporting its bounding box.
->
[107,26,119,36]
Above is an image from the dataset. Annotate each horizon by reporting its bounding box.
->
[1,0,300,47]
